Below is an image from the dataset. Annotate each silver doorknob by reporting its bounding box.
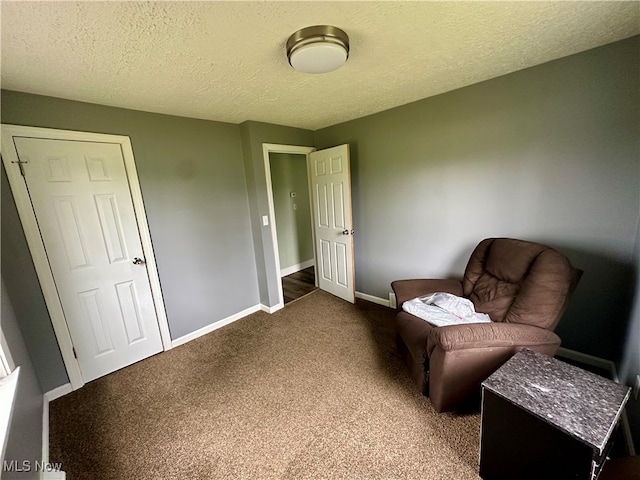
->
[342,229,355,236]
[132,257,145,265]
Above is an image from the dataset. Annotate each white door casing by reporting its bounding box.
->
[262,144,316,312]
[309,144,355,303]
[1,125,171,389]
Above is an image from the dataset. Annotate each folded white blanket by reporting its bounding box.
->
[402,292,491,327]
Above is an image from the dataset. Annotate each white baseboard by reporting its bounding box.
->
[355,291,391,307]
[40,469,66,479]
[44,384,73,403]
[171,304,262,348]
[556,347,617,378]
[280,259,315,278]
[389,292,397,309]
[42,398,49,465]
[42,383,72,475]
[261,303,283,314]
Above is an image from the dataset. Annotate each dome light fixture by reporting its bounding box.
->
[286,25,350,74]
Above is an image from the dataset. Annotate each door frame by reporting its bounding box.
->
[262,144,316,309]
[1,124,172,390]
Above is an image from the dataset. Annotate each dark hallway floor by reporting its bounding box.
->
[282,266,316,304]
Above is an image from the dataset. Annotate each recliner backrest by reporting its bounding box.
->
[462,238,580,330]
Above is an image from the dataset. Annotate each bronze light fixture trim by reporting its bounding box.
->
[286,25,350,74]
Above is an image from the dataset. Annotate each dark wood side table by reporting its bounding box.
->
[479,349,630,480]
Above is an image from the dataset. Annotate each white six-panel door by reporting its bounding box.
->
[12,137,163,382]
[309,145,355,303]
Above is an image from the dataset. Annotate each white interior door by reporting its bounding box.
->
[12,137,163,382]
[309,144,355,303]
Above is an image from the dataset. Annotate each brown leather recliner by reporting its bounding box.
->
[391,238,582,413]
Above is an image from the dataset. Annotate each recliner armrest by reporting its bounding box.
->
[427,322,561,354]
[391,279,463,311]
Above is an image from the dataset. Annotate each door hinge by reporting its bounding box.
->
[72,346,77,359]
[11,158,29,177]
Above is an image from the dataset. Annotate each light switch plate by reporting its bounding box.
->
[262,215,269,226]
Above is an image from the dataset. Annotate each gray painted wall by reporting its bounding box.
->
[269,153,313,271]
[620,212,640,447]
[2,278,44,478]
[621,207,640,386]
[239,121,315,307]
[1,91,260,381]
[1,167,68,390]
[314,37,640,363]
[1,37,638,409]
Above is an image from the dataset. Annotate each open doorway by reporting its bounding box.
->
[263,143,355,309]
[268,152,317,304]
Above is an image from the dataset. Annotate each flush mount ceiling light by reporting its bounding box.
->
[286,25,350,74]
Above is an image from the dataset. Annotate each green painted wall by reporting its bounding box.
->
[269,153,314,271]
[314,36,640,362]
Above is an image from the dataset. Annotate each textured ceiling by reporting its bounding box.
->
[2,1,639,130]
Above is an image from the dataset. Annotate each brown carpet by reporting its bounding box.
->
[50,290,481,479]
